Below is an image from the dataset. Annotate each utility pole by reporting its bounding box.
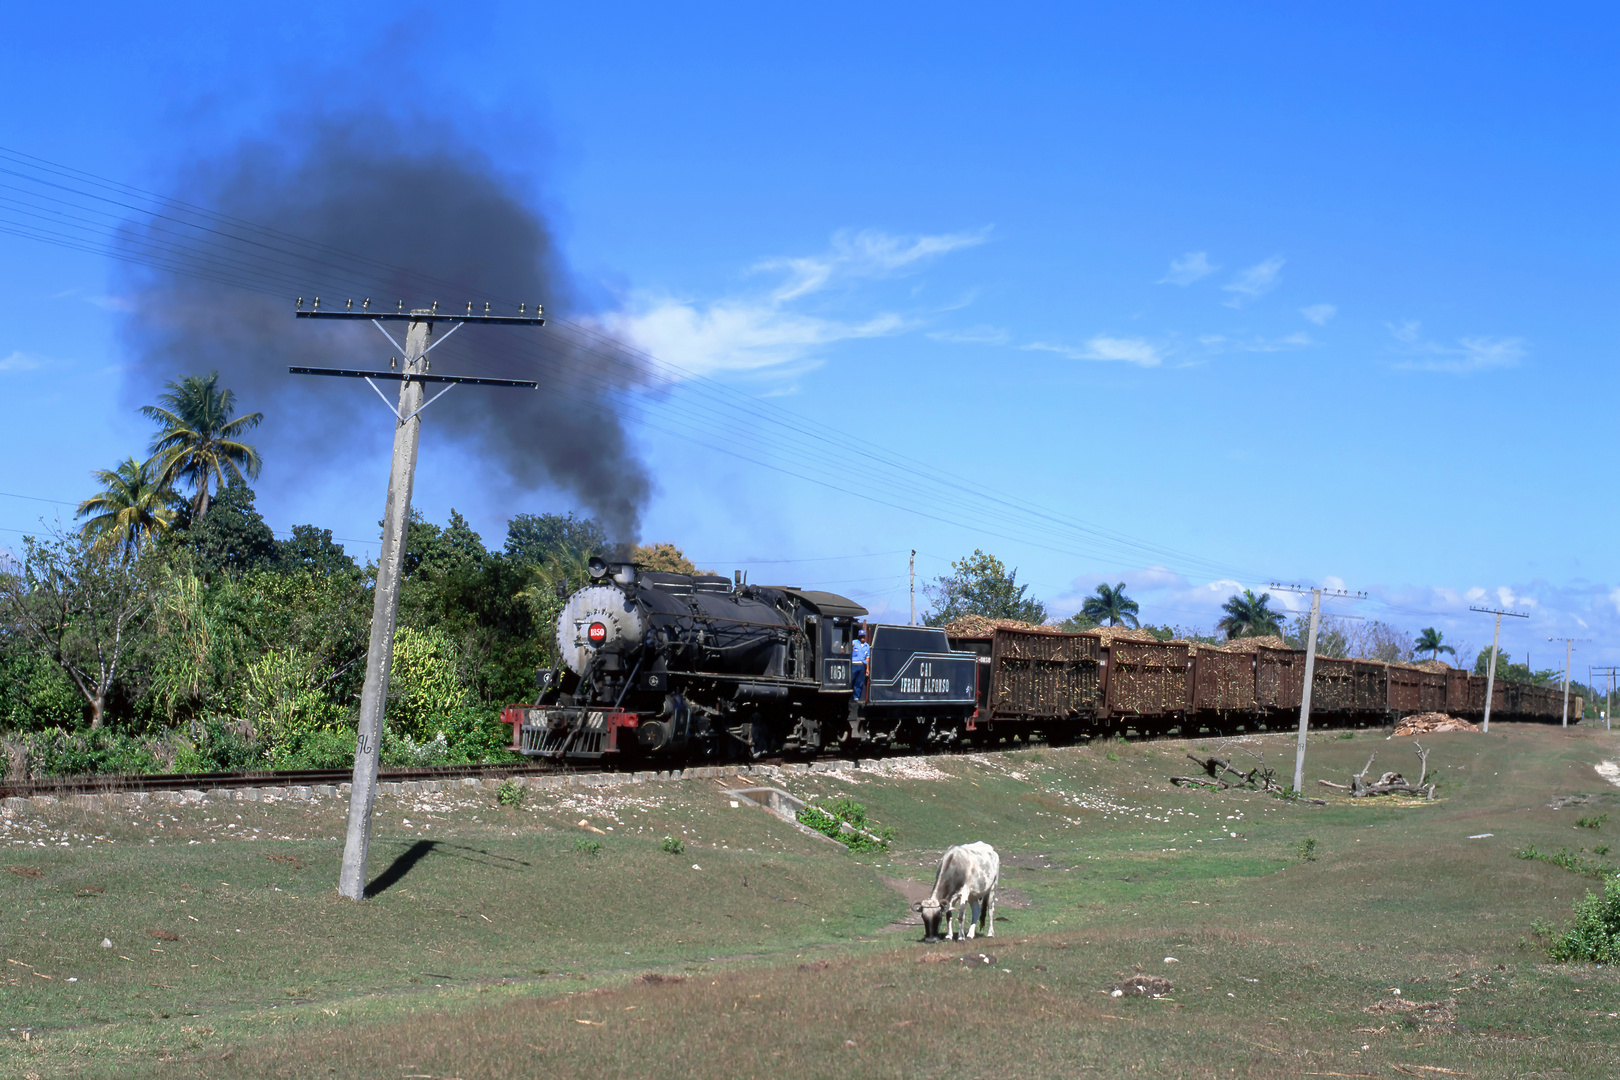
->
[294,296,543,902]
[1593,666,1618,732]
[1550,637,1590,727]
[1271,583,1364,792]
[909,549,916,626]
[1470,606,1529,733]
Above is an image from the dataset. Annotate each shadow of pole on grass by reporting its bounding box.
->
[365,840,438,898]
[363,840,535,898]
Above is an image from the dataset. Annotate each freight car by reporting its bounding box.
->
[947,625,1579,742]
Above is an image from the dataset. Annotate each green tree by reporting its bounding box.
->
[1080,582,1140,627]
[76,457,179,557]
[503,512,608,567]
[142,371,264,520]
[1286,615,1349,658]
[1217,589,1285,640]
[173,480,279,579]
[1414,627,1455,662]
[1058,611,1097,632]
[924,549,1047,626]
[0,530,157,729]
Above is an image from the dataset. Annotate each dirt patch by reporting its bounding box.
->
[634,972,685,986]
[1108,975,1173,997]
[1365,998,1458,1030]
[6,865,42,878]
[918,951,997,966]
[146,927,180,942]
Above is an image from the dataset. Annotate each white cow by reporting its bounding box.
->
[913,841,999,943]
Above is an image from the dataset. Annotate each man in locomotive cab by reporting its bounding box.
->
[852,625,870,698]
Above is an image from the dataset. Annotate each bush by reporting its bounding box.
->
[172,717,266,773]
[574,837,602,855]
[661,835,684,854]
[1577,813,1608,830]
[1299,837,1319,861]
[430,706,520,764]
[14,727,162,777]
[1544,874,1620,963]
[381,730,450,767]
[275,728,355,770]
[797,798,893,854]
[496,779,524,806]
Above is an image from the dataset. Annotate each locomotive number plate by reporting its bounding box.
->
[825,661,849,683]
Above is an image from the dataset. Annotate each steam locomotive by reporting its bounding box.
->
[502,557,978,762]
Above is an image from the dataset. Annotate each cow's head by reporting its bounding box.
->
[913,897,945,943]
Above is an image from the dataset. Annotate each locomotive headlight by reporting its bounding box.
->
[587,556,609,580]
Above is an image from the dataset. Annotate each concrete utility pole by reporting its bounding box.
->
[1593,666,1618,732]
[1550,637,1590,727]
[1470,606,1529,733]
[909,549,916,626]
[293,296,543,902]
[1271,583,1364,792]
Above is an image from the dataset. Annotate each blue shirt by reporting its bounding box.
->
[852,639,870,665]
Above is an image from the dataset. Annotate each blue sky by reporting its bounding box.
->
[1,2,1616,674]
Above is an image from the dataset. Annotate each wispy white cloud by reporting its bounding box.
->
[1221,256,1285,307]
[601,228,985,379]
[604,302,907,380]
[1300,303,1336,325]
[756,227,991,302]
[927,324,1011,345]
[1025,335,1163,367]
[0,351,43,372]
[1197,332,1313,354]
[1387,320,1525,373]
[1157,252,1217,286]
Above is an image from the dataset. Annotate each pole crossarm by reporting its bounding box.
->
[1468,605,1529,618]
[288,366,539,389]
[295,296,545,325]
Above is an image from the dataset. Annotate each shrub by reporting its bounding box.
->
[15,727,162,777]
[574,837,602,855]
[274,728,355,770]
[1577,813,1608,830]
[1299,837,1319,861]
[661,835,685,854]
[797,798,894,854]
[496,779,524,806]
[172,717,266,773]
[1544,874,1620,963]
[380,730,450,767]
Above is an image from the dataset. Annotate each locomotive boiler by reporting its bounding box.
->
[503,557,978,762]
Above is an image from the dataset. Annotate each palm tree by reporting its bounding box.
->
[1080,582,1140,628]
[1217,589,1284,640]
[76,457,178,557]
[142,372,264,519]
[1414,627,1455,662]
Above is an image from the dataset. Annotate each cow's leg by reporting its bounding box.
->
[984,888,996,938]
[965,900,978,940]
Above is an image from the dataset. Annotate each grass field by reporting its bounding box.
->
[4,723,1620,1078]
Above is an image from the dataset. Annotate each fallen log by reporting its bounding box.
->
[1330,743,1436,799]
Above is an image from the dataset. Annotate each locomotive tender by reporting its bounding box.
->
[502,557,977,762]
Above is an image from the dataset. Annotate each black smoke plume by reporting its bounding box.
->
[117,114,650,540]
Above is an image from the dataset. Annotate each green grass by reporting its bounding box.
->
[4,723,1620,1078]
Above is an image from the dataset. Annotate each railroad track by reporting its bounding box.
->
[0,759,576,801]
[0,722,1333,802]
